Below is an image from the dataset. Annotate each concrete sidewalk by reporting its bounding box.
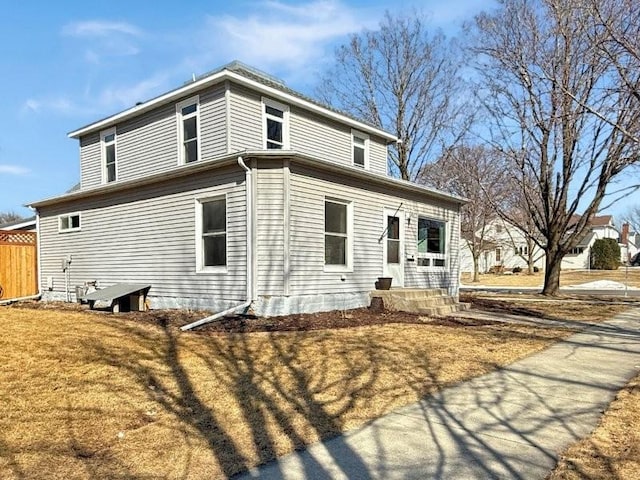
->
[236,309,640,479]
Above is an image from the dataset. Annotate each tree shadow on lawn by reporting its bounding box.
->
[53,312,591,480]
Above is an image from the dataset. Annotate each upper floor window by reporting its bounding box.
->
[417,217,446,268]
[101,128,117,183]
[177,96,200,164]
[196,196,227,271]
[262,97,289,149]
[59,213,81,233]
[352,130,369,168]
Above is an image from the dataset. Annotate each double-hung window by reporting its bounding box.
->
[177,96,200,164]
[101,128,117,183]
[262,97,289,149]
[351,130,369,168]
[324,198,352,270]
[197,197,226,271]
[59,213,81,233]
[417,217,446,267]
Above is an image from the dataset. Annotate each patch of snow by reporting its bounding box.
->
[567,280,640,290]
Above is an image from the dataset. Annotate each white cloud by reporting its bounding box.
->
[21,97,75,115]
[201,0,378,75]
[0,165,30,175]
[96,73,171,109]
[62,19,143,64]
[62,20,142,38]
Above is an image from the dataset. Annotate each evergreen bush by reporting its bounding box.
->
[590,238,620,270]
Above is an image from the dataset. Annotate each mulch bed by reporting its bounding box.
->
[7,300,499,334]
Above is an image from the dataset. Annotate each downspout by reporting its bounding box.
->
[1,211,43,305]
[181,155,254,331]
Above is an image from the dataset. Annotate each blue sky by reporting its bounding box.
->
[6,0,632,223]
[0,0,496,218]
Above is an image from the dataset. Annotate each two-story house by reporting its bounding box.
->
[29,62,465,315]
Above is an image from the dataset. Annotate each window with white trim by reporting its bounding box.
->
[59,213,81,233]
[417,217,446,267]
[352,130,369,168]
[197,197,227,270]
[262,97,289,149]
[177,96,200,164]
[324,198,352,270]
[101,128,117,183]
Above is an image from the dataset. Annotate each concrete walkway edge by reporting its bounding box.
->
[236,308,640,479]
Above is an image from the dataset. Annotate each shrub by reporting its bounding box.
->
[512,266,522,273]
[590,238,620,270]
[533,266,540,273]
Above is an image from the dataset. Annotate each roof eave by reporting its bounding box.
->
[67,71,398,143]
[28,151,466,209]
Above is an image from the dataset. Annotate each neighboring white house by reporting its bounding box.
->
[460,219,545,273]
[561,215,620,269]
[29,61,465,316]
[461,214,625,274]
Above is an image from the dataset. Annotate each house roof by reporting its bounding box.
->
[576,232,596,248]
[0,215,36,230]
[569,214,614,228]
[28,150,467,209]
[67,61,398,143]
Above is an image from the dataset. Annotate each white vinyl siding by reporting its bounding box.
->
[38,166,246,301]
[229,84,263,151]
[256,161,285,295]
[79,84,227,189]
[287,164,460,296]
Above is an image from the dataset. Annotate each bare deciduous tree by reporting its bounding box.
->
[472,0,640,295]
[317,11,470,180]
[0,211,24,225]
[622,205,640,232]
[421,145,510,282]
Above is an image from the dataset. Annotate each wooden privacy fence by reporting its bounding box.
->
[0,231,37,300]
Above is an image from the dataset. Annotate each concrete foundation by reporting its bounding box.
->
[41,290,371,317]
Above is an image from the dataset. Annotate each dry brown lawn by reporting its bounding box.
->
[0,306,572,479]
[462,269,640,288]
[549,374,640,480]
[461,293,633,323]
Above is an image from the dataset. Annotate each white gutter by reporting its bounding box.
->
[181,156,255,331]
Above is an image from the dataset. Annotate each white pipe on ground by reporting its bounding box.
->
[0,293,42,306]
[181,156,255,331]
[180,301,251,331]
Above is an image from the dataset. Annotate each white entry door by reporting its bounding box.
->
[383,208,405,287]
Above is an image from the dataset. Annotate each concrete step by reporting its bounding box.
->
[416,303,471,317]
[372,288,448,300]
[369,288,469,317]
[390,297,457,312]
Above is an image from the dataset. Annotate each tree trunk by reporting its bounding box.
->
[542,249,562,296]
[472,255,480,282]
